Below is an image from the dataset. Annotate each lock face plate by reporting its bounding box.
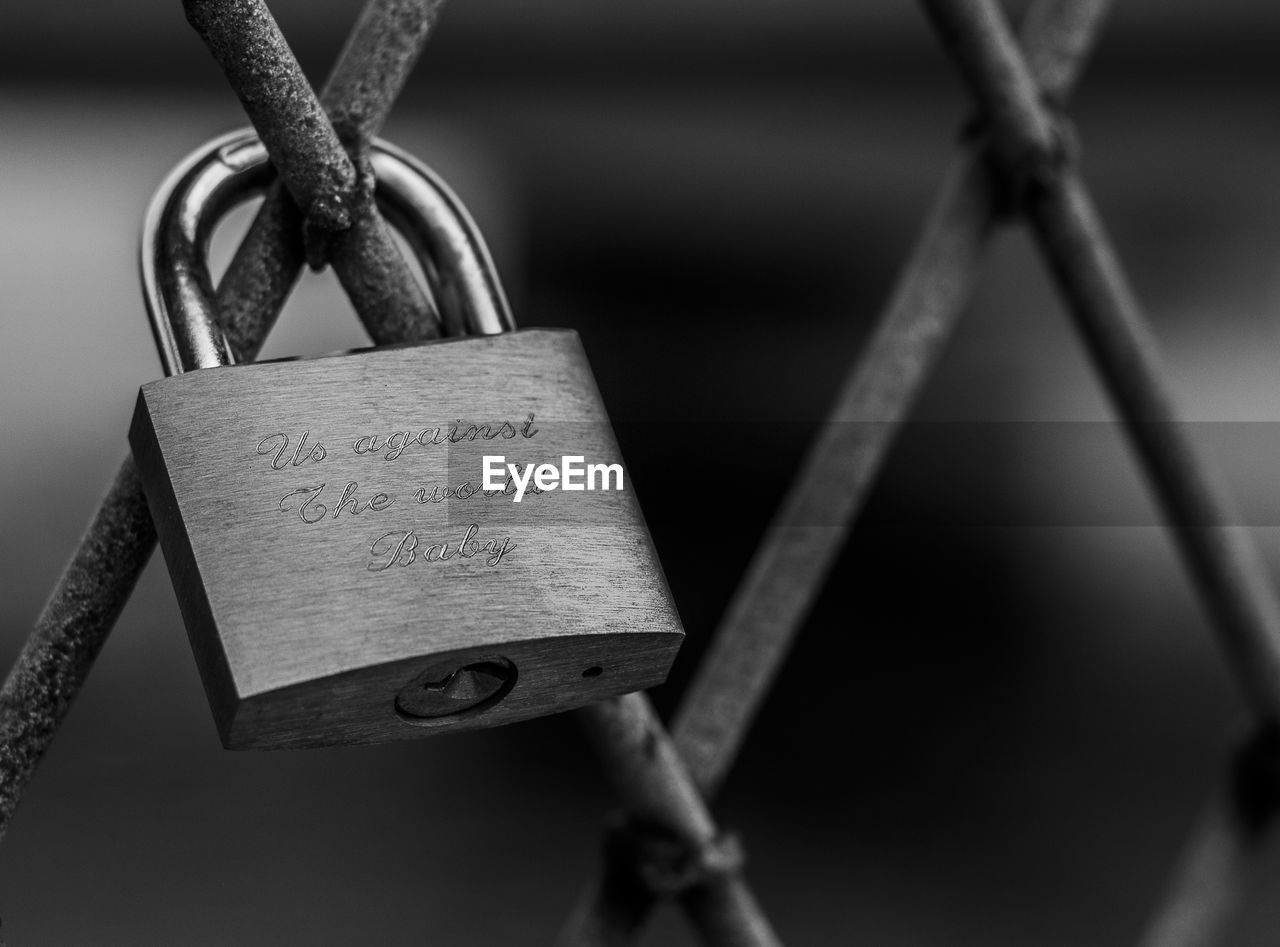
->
[130,328,683,748]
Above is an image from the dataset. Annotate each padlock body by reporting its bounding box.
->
[130,328,683,749]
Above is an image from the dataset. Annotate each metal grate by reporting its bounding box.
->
[0,1,1273,944]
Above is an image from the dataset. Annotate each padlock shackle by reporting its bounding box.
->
[371,141,515,340]
[141,128,514,377]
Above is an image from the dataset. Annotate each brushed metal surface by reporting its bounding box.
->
[130,328,683,748]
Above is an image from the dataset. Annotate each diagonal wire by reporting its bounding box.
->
[917,2,1280,945]
[919,0,1280,727]
[0,460,156,843]
[184,0,441,345]
[558,2,1111,944]
[573,694,781,947]
[672,0,1111,799]
[203,11,770,942]
[216,0,448,359]
[0,0,445,843]
[1137,725,1280,947]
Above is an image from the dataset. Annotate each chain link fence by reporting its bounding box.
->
[2,1,1278,943]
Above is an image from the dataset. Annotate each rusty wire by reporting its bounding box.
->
[920,0,1280,726]
[918,0,1280,943]
[215,0,447,357]
[3,0,1279,943]
[568,695,780,947]
[564,0,1280,941]
[1138,725,1280,947]
[0,460,155,839]
[0,0,446,842]
[0,7,778,942]
[557,1,1110,943]
[670,0,1114,800]
[184,0,442,344]
[206,6,778,940]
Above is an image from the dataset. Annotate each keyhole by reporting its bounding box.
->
[395,657,516,721]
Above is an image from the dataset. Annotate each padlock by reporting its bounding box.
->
[129,129,684,749]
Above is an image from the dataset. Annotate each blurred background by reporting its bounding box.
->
[6,0,1280,943]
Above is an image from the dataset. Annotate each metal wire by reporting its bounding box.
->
[1138,725,1280,947]
[920,0,1280,724]
[0,460,155,839]
[184,0,442,344]
[671,0,1110,797]
[2,1,1277,944]
[557,2,1110,943]
[566,694,780,947]
[215,0,447,359]
[202,3,777,941]
[0,0,445,842]
[919,3,1280,945]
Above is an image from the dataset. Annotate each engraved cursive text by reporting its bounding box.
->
[258,431,327,469]
[368,525,514,570]
[279,481,395,524]
[352,413,539,461]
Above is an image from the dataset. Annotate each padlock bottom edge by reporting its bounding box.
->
[216,630,683,750]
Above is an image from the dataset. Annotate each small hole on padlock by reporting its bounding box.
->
[581,666,604,678]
